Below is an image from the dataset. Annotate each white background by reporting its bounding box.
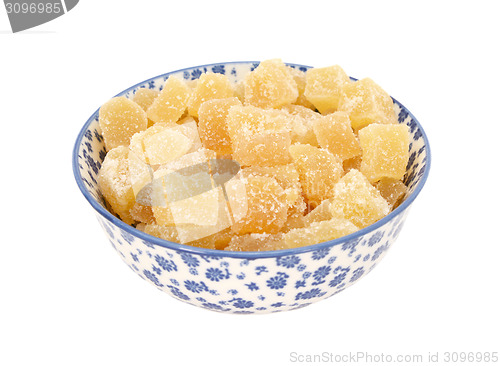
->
[1,1,499,365]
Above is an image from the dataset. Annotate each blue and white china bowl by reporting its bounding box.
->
[72,62,430,314]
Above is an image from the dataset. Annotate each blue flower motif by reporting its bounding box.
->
[84,141,93,154]
[231,298,254,309]
[329,266,350,288]
[311,248,330,260]
[98,149,106,163]
[93,129,103,143]
[183,71,190,79]
[271,302,285,308]
[295,288,324,300]
[155,255,177,272]
[205,267,225,282]
[152,265,162,275]
[350,267,365,283]
[130,252,139,262]
[143,270,163,287]
[170,278,179,286]
[328,256,337,264]
[398,108,409,123]
[255,266,268,275]
[167,285,189,301]
[181,253,200,267]
[372,244,389,262]
[276,255,301,268]
[366,231,384,247]
[312,266,331,283]
[184,280,208,293]
[342,237,362,257]
[236,272,246,280]
[245,282,259,291]
[120,230,135,245]
[84,129,93,141]
[211,64,225,74]
[297,264,307,272]
[148,80,155,89]
[266,272,289,290]
[202,302,226,311]
[191,69,203,79]
[295,280,306,289]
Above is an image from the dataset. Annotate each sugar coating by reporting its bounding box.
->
[230,176,288,235]
[287,66,315,109]
[281,104,321,146]
[244,59,298,108]
[225,233,287,252]
[289,143,343,205]
[284,217,358,248]
[130,202,155,224]
[375,177,408,208]
[97,60,409,251]
[359,123,410,182]
[242,164,302,210]
[99,97,148,150]
[227,105,292,166]
[313,111,362,161]
[133,88,159,112]
[330,169,390,228]
[198,97,242,155]
[187,73,234,118]
[303,198,333,226]
[97,146,135,224]
[147,76,191,124]
[304,65,350,114]
[338,78,398,130]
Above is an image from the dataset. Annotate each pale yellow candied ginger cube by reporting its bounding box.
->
[281,104,321,146]
[198,97,242,155]
[225,233,287,252]
[147,76,191,124]
[242,164,302,210]
[234,80,245,103]
[130,202,155,224]
[189,228,234,250]
[97,146,135,224]
[330,169,390,228]
[133,88,159,112]
[230,176,288,235]
[287,66,315,109]
[244,59,298,108]
[375,177,408,208]
[338,78,398,130]
[289,143,343,205]
[99,97,148,150]
[303,199,334,226]
[313,111,362,161]
[187,73,234,118]
[143,128,192,165]
[304,65,350,114]
[359,123,410,182]
[143,224,180,242]
[284,217,359,248]
[227,105,292,166]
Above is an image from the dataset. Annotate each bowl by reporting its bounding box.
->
[72,61,430,314]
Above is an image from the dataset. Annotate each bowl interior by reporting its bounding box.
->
[73,61,430,256]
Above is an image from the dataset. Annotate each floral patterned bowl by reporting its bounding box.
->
[72,61,430,314]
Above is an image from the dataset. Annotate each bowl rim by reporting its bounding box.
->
[72,61,431,259]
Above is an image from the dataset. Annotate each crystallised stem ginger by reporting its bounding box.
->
[97,59,409,251]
